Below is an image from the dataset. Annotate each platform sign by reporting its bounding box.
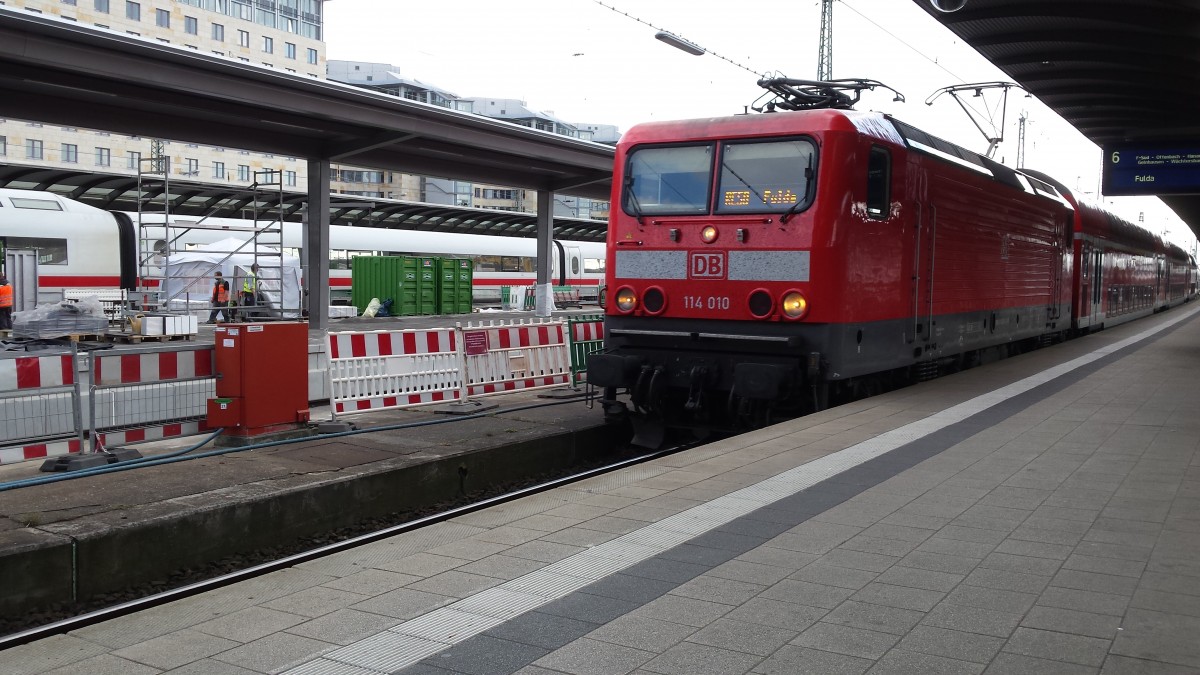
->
[1102,143,1200,196]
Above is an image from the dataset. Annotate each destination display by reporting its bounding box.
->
[1102,143,1200,196]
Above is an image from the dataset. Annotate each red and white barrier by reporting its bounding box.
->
[93,348,213,385]
[0,437,85,465]
[0,353,81,448]
[327,328,463,415]
[0,420,211,466]
[0,354,76,392]
[0,345,218,465]
[98,420,209,447]
[461,320,570,397]
[571,319,604,343]
[326,319,573,417]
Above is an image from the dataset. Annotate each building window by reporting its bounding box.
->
[155,7,168,28]
[26,139,44,160]
[126,1,139,21]
[184,158,199,176]
[184,15,197,34]
[238,29,249,47]
[61,143,78,163]
[61,0,78,6]
[95,147,111,166]
[237,165,250,181]
[127,150,140,169]
[263,36,273,54]
[212,161,225,179]
[285,42,296,59]
[93,0,108,11]
[0,136,6,156]
[212,23,224,41]
[285,170,296,187]
[306,47,317,65]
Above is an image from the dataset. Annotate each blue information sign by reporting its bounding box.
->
[1102,143,1200,196]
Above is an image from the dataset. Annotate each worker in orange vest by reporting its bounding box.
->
[0,275,12,330]
[207,270,230,324]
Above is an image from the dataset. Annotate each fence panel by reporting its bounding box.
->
[566,314,605,385]
[327,328,462,416]
[461,319,570,397]
[90,346,215,450]
[0,351,81,448]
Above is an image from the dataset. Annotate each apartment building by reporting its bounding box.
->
[0,0,325,192]
[0,3,611,219]
[325,62,614,218]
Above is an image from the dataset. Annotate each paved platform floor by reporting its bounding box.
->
[4,303,1199,675]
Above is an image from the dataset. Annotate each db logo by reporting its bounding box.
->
[689,252,726,279]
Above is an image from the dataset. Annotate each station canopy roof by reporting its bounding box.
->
[912,0,1200,241]
[0,165,609,242]
[0,7,613,240]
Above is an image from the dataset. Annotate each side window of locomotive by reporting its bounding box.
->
[624,145,713,215]
[716,138,816,214]
[866,146,890,219]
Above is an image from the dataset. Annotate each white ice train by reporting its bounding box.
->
[0,188,606,307]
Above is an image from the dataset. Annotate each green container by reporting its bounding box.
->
[416,257,438,315]
[436,257,474,315]
[351,256,412,316]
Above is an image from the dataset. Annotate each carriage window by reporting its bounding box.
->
[583,257,606,273]
[716,138,816,215]
[571,256,580,275]
[624,144,713,216]
[10,197,63,211]
[866,146,890,219]
[7,237,68,264]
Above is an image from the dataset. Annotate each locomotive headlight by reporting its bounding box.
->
[781,291,809,319]
[615,286,638,312]
[701,225,719,243]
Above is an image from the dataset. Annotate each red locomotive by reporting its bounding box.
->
[588,79,1196,441]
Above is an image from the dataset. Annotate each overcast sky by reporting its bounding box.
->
[324,0,1196,250]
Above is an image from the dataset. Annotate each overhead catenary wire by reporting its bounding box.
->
[839,0,995,123]
[590,0,766,78]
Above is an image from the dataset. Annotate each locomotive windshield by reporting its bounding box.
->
[716,139,815,215]
[624,145,713,215]
[622,139,816,217]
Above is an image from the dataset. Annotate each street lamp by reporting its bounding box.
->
[655,31,705,56]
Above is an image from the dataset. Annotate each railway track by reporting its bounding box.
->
[0,438,696,651]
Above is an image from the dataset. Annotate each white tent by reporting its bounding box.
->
[161,238,303,318]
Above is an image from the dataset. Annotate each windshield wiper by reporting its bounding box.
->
[624,176,645,225]
[780,158,814,224]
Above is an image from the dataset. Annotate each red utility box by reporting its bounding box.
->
[207,322,310,436]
